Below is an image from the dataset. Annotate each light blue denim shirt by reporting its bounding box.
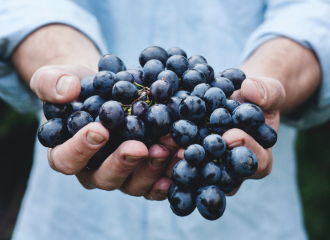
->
[1,0,330,239]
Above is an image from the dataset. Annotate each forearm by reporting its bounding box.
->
[11,24,101,83]
[241,37,321,112]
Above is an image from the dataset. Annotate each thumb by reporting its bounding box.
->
[30,65,95,104]
[240,77,286,112]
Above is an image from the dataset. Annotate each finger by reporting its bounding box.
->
[30,65,95,104]
[144,176,172,201]
[223,128,272,179]
[164,151,182,178]
[240,77,286,112]
[76,140,148,191]
[159,133,180,154]
[119,144,171,196]
[48,122,109,175]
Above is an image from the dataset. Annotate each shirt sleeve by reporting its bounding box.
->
[240,0,330,129]
[0,0,108,113]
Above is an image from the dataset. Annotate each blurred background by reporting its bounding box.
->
[0,98,329,240]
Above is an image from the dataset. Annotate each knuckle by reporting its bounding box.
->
[93,178,117,191]
[73,144,94,160]
[53,159,78,175]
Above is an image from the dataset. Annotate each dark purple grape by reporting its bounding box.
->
[81,95,106,120]
[188,55,207,69]
[196,185,226,220]
[166,97,182,121]
[227,146,258,177]
[221,68,246,90]
[201,162,222,184]
[181,69,206,92]
[142,59,165,87]
[119,115,145,142]
[131,101,149,120]
[197,127,210,145]
[93,71,117,100]
[203,134,226,159]
[171,159,202,191]
[210,77,235,98]
[70,101,83,112]
[79,75,96,101]
[191,83,211,99]
[178,96,206,125]
[174,90,191,99]
[250,123,277,149]
[43,102,73,120]
[38,118,70,148]
[203,87,226,116]
[167,47,187,58]
[112,81,139,104]
[150,79,173,102]
[99,100,125,130]
[184,144,205,166]
[225,99,241,114]
[115,71,134,83]
[210,108,232,135]
[67,111,93,135]
[217,164,243,194]
[144,104,173,137]
[98,54,126,73]
[232,103,265,133]
[170,120,198,148]
[167,183,179,199]
[139,46,168,67]
[127,69,144,85]
[157,70,179,93]
[166,55,189,78]
[193,63,214,84]
[168,188,196,217]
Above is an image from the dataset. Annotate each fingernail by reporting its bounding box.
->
[252,80,265,99]
[87,132,105,145]
[56,75,73,96]
[125,155,143,163]
[227,140,243,148]
[151,158,167,167]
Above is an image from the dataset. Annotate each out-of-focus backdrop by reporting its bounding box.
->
[0,99,329,240]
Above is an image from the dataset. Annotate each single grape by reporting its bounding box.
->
[112,81,139,104]
[79,75,96,101]
[93,71,117,100]
[142,59,165,87]
[188,55,207,69]
[166,97,182,121]
[201,161,222,184]
[181,69,206,92]
[70,101,83,112]
[225,99,241,114]
[167,47,187,58]
[203,87,226,116]
[232,103,265,133]
[168,188,196,217]
[81,95,106,120]
[227,146,258,177]
[144,104,174,137]
[250,123,277,149]
[119,115,145,142]
[171,159,202,191]
[210,108,232,135]
[157,70,179,93]
[98,54,126,73]
[174,90,191,99]
[191,83,211,99]
[131,101,149,120]
[210,77,234,98]
[67,111,93,135]
[150,79,173,102]
[43,102,73,120]
[115,71,134,83]
[203,134,226,159]
[197,127,210,145]
[217,164,243,194]
[166,55,189,78]
[184,144,205,165]
[139,46,168,67]
[127,69,144,85]
[38,118,70,148]
[196,185,226,220]
[193,63,214,84]
[178,96,206,125]
[99,100,125,130]
[171,120,198,148]
[221,68,246,90]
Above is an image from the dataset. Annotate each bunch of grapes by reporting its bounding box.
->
[38,46,277,220]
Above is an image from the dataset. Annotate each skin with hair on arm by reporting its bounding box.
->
[11,24,321,199]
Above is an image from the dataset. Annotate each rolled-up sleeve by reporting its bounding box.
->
[240,0,330,129]
[0,0,107,113]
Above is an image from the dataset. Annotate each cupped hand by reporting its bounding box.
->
[31,65,179,200]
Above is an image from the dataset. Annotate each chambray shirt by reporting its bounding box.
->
[1,0,330,239]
